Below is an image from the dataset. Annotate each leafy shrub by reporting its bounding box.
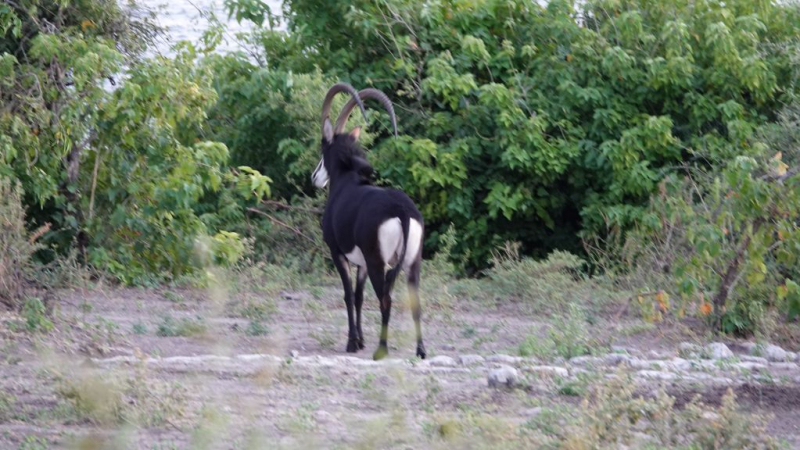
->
[216,0,800,270]
[614,104,800,334]
[560,375,779,449]
[22,297,53,333]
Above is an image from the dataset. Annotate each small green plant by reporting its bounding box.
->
[0,391,15,421]
[245,320,269,336]
[163,291,184,303]
[518,306,600,359]
[22,297,53,333]
[132,322,148,335]
[18,435,49,450]
[518,333,554,358]
[309,329,336,349]
[156,315,207,337]
[548,304,595,359]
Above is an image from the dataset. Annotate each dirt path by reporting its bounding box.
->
[1,285,798,449]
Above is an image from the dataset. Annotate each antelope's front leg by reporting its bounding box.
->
[332,255,359,353]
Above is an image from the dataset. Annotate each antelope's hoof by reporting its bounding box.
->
[416,343,427,360]
[346,339,359,353]
[373,346,388,361]
[357,338,365,350]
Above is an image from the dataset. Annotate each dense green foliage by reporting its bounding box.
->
[1,0,270,284]
[213,0,800,269]
[2,0,800,334]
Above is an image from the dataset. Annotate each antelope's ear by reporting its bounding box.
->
[349,126,361,142]
[323,119,334,144]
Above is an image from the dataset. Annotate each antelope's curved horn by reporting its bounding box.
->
[320,82,368,138]
[334,88,398,138]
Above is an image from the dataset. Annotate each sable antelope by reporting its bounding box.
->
[311,83,426,360]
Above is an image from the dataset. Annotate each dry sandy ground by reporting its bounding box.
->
[1,281,799,449]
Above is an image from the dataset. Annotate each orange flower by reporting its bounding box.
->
[656,290,669,312]
[699,302,713,316]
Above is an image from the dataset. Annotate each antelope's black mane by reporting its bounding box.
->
[326,133,375,185]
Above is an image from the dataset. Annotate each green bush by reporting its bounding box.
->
[216,0,800,269]
[616,104,800,335]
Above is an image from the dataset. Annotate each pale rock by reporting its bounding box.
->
[488,365,519,388]
[678,342,701,357]
[428,355,457,367]
[629,359,669,370]
[669,358,692,372]
[704,343,734,360]
[569,356,601,367]
[527,365,569,378]
[603,354,630,366]
[487,354,522,364]
[740,355,769,364]
[458,354,485,366]
[770,362,799,371]
[637,370,676,381]
[290,350,299,358]
[525,407,544,417]
[733,362,767,372]
[763,344,789,362]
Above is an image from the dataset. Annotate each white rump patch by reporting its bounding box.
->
[312,158,329,188]
[345,246,367,268]
[378,218,424,272]
[404,219,423,269]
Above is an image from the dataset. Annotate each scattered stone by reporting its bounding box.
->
[524,407,543,418]
[669,358,692,372]
[787,352,798,362]
[429,355,457,367]
[637,370,676,381]
[648,350,670,360]
[314,410,335,424]
[610,346,630,354]
[488,365,518,388]
[770,362,799,371]
[704,343,734,360]
[290,350,300,358]
[629,359,669,370]
[763,344,789,362]
[678,342,700,356]
[281,291,302,301]
[733,362,767,372]
[458,355,485,366]
[741,342,759,354]
[702,411,720,421]
[603,354,630,366]
[740,355,769,364]
[487,354,522,364]
[568,356,601,367]
[527,366,569,378]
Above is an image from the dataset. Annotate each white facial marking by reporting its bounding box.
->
[312,158,329,188]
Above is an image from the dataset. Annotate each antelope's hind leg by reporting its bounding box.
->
[332,254,359,353]
[408,257,425,359]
